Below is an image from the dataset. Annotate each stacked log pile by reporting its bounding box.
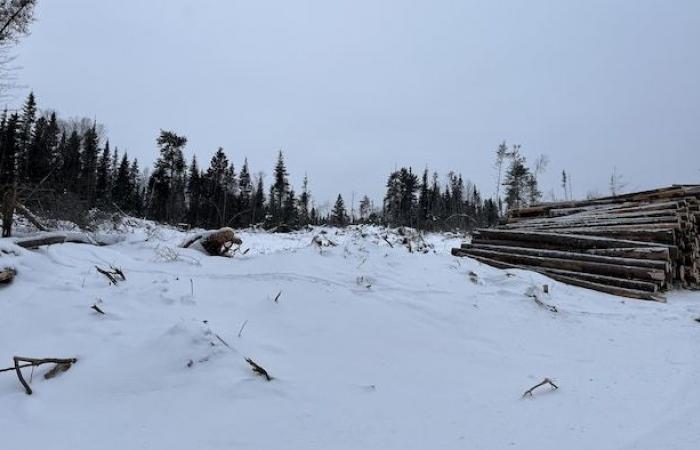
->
[452,185,700,301]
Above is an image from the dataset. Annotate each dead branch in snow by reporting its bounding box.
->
[1,356,79,395]
[14,202,47,231]
[525,286,558,313]
[14,232,122,249]
[238,320,248,338]
[273,291,282,303]
[95,265,126,285]
[91,304,105,315]
[245,357,273,381]
[522,377,558,398]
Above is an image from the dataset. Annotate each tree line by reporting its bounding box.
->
[1,93,562,235]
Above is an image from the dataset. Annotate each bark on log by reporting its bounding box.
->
[466,254,664,301]
[473,229,666,250]
[452,247,667,282]
[0,267,15,284]
[461,243,670,271]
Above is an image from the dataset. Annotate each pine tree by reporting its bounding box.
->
[237,158,252,226]
[359,195,372,222]
[61,130,82,193]
[283,189,299,227]
[503,149,530,210]
[203,147,230,227]
[95,140,111,205]
[186,155,202,226]
[128,158,143,214]
[79,123,100,206]
[270,150,289,222]
[148,130,187,222]
[16,92,36,181]
[298,174,310,226]
[331,194,348,226]
[113,153,131,209]
[252,175,265,224]
[0,113,19,186]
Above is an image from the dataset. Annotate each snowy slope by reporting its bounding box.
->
[1,225,699,450]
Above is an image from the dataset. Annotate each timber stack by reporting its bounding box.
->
[452,185,700,301]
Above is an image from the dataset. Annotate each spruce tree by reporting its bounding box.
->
[17,91,36,181]
[113,153,131,209]
[79,124,100,206]
[270,150,289,222]
[148,130,187,222]
[331,194,348,226]
[186,155,202,226]
[95,140,111,205]
[298,174,310,226]
[237,158,252,226]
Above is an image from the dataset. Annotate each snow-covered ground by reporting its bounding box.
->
[1,225,699,450]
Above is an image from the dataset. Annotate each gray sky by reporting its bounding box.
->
[13,0,700,210]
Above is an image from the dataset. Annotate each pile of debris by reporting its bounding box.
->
[452,185,700,301]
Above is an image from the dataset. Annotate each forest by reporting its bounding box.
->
[1,92,552,236]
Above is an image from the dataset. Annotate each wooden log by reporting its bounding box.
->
[584,247,671,261]
[473,229,666,250]
[452,247,667,282]
[464,254,664,301]
[469,236,680,260]
[182,227,242,256]
[0,267,15,284]
[462,243,670,271]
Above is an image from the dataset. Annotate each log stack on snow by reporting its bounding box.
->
[452,185,700,301]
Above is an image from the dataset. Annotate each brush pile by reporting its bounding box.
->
[452,185,700,301]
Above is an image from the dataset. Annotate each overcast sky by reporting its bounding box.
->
[12,0,700,210]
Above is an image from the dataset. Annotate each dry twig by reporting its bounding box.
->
[1,356,79,395]
[522,377,558,398]
[245,357,273,381]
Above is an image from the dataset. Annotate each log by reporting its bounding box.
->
[584,247,671,261]
[13,232,123,249]
[452,247,667,282]
[461,243,670,271]
[473,229,666,250]
[182,227,242,256]
[466,254,664,301]
[0,267,15,284]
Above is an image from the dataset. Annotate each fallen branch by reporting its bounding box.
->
[14,232,123,249]
[95,266,126,285]
[3,356,79,395]
[273,291,282,303]
[245,357,273,381]
[91,304,106,315]
[14,202,48,231]
[525,286,558,313]
[522,377,558,398]
[238,320,248,338]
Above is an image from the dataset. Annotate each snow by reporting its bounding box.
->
[1,224,699,450]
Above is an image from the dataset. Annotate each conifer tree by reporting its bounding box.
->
[186,155,202,226]
[331,194,348,226]
[16,91,36,181]
[148,130,187,222]
[298,174,310,226]
[79,123,100,206]
[95,140,111,205]
[252,175,265,224]
[236,158,252,226]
